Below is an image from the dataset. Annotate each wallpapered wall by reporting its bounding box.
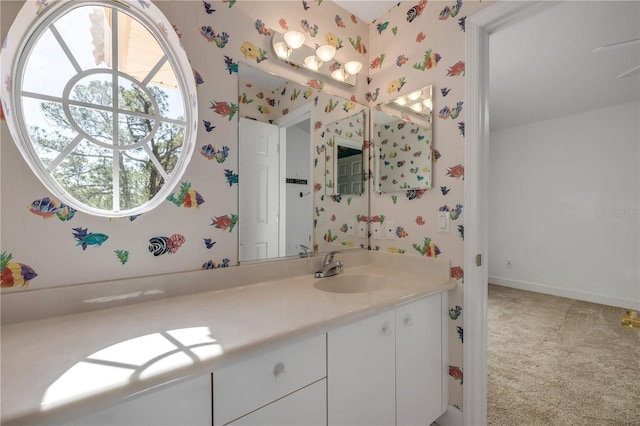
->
[0,0,489,410]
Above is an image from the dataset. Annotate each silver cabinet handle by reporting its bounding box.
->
[381,321,392,336]
[273,362,286,382]
[404,314,413,326]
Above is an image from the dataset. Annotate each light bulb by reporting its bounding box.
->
[331,68,346,81]
[410,102,423,112]
[344,60,362,75]
[274,42,290,59]
[407,90,422,101]
[423,98,432,110]
[304,55,321,71]
[284,31,305,49]
[394,97,407,106]
[316,45,336,62]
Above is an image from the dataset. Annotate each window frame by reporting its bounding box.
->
[1,0,198,217]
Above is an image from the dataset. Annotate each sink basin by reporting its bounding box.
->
[313,274,392,293]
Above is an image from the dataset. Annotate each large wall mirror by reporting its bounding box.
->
[373,85,433,193]
[238,63,368,263]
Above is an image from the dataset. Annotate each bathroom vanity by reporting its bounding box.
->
[0,252,454,426]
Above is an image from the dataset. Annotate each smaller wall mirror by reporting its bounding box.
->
[373,85,433,193]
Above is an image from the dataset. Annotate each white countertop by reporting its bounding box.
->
[0,252,454,425]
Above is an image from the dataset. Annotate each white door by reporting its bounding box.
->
[239,117,280,262]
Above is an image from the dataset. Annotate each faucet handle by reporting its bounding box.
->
[323,251,337,265]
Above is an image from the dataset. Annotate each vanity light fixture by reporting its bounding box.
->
[272,30,362,86]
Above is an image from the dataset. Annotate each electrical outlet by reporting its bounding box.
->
[505,259,512,269]
[385,220,396,239]
[347,219,355,236]
[371,222,382,240]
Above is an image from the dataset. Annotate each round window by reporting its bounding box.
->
[1,0,197,217]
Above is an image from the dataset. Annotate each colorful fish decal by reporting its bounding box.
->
[376,21,389,34]
[440,186,451,195]
[203,238,216,249]
[167,181,205,208]
[201,144,229,163]
[224,55,239,74]
[458,122,465,136]
[406,0,427,22]
[440,87,451,97]
[192,67,204,86]
[202,258,230,270]
[396,55,409,67]
[451,266,464,281]
[365,88,380,103]
[222,0,236,8]
[224,169,239,186]
[447,60,465,77]
[149,234,185,256]
[302,0,310,10]
[449,366,463,384]
[439,0,462,20]
[416,32,426,42]
[300,20,319,37]
[240,42,267,63]
[458,224,464,240]
[202,0,215,14]
[28,197,61,219]
[449,305,462,320]
[307,79,324,90]
[370,54,385,69]
[412,237,441,258]
[386,77,406,94]
[36,0,49,15]
[413,49,441,71]
[72,227,109,250]
[1,252,37,288]
[210,100,238,120]
[446,164,464,179]
[326,33,343,49]
[450,204,463,220]
[395,226,408,238]
[348,36,367,54]
[257,105,270,114]
[114,250,129,265]
[323,229,338,243]
[350,14,358,24]
[457,326,464,343]
[458,17,466,32]
[335,15,345,28]
[254,19,271,36]
[200,26,229,48]
[324,99,338,113]
[415,216,425,226]
[210,214,238,232]
[203,120,215,132]
[291,88,301,101]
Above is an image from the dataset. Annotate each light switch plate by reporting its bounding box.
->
[437,211,449,233]
[318,210,325,225]
[371,222,382,240]
[385,220,396,239]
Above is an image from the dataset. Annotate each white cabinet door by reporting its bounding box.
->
[65,375,212,426]
[396,294,443,426]
[228,379,326,426]
[327,310,396,426]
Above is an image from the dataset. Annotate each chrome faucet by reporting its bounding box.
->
[299,244,313,258]
[315,251,343,278]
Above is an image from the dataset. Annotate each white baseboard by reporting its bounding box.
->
[488,276,640,311]
[435,405,463,426]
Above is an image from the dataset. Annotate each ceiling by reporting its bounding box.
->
[490,1,639,131]
[332,0,398,23]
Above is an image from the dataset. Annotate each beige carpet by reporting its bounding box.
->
[488,284,640,425]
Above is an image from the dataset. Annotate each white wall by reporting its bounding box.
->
[489,101,640,310]
[285,125,311,257]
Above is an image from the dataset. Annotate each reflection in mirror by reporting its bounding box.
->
[324,112,365,196]
[238,64,368,263]
[374,85,433,193]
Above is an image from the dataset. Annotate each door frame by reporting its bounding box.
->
[274,103,313,256]
[463,2,544,424]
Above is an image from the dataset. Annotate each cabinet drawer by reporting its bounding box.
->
[213,334,326,425]
[227,379,326,426]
